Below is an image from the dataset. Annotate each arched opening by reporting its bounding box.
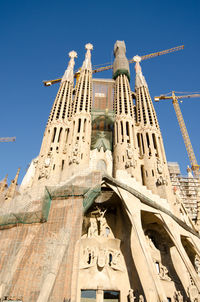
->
[141,211,188,300]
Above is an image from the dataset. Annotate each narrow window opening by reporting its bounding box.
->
[152,133,158,157]
[106,227,110,237]
[152,170,154,176]
[88,253,91,264]
[109,253,112,266]
[141,165,145,185]
[120,121,124,142]
[146,170,148,177]
[78,118,81,133]
[146,133,150,148]
[155,262,160,273]
[126,121,129,136]
[141,134,145,154]
[65,128,69,144]
[83,118,86,132]
[53,164,55,170]
[52,127,57,143]
[61,160,64,170]
[116,123,119,144]
[57,128,63,143]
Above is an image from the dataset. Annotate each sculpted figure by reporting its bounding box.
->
[87,218,98,237]
[194,255,200,275]
[159,263,171,281]
[139,295,144,302]
[128,289,136,302]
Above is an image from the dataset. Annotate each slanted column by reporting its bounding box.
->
[64,43,93,178]
[33,51,77,186]
[112,41,137,178]
[134,56,174,202]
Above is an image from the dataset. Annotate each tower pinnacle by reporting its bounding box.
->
[82,43,93,70]
[61,50,77,84]
[134,56,147,88]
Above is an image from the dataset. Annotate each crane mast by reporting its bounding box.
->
[155,92,200,178]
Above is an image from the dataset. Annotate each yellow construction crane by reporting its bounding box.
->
[154,92,200,178]
[43,45,184,86]
[0,137,16,142]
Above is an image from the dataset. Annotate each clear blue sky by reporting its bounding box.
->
[0,0,200,184]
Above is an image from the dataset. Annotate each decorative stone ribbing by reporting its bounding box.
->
[33,51,77,186]
[112,43,137,177]
[61,44,93,180]
[134,58,174,202]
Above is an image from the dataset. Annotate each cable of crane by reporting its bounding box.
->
[174,91,200,95]
[92,62,113,68]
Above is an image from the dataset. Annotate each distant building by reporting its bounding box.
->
[0,41,200,302]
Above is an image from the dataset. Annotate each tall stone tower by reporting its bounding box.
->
[32,50,77,186]
[133,55,174,201]
[113,41,137,177]
[1,41,200,302]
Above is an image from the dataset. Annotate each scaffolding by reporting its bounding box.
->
[168,162,200,221]
[0,172,102,302]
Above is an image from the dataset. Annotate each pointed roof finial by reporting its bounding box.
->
[5,168,20,200]
[82,43,93,71]
[133,55,148,89]
[61,50,77,84]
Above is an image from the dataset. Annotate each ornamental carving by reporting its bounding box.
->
[69,142,80,164]
[80,246,124,271]
[158,262,171,281]
[125,144,136,169]
[87,207,112,238]
[194,255,200,276]
[156,176,167,186]
[157,158,163,174]
[173,291,183,302]
[187,278,199,302]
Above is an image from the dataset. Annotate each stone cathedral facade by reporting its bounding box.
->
[0,41,200,302]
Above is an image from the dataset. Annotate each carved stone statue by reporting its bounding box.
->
[87,218,98,237]
[139,295,144,302]
[157,158,163,174]
[128,289,136,302]
[194,255,200,276]
[187,282,199,302]
[159,263,171,281]
[174,290,183,302]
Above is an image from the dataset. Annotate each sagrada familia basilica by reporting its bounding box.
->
[0,41,200,302]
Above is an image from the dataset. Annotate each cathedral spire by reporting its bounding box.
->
[5,168,20,200]
[64,43,93,178]
[112,41,137,177]
[134,59,174,202]
[61,51,77,84]
[81,43,93,71]
[32,51,77,186]
[0,174,8,193]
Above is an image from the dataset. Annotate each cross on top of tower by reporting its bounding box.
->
[69,50,77,59]
[81,43,93,71]
[85,43,93,50]
[61,50,77,83]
